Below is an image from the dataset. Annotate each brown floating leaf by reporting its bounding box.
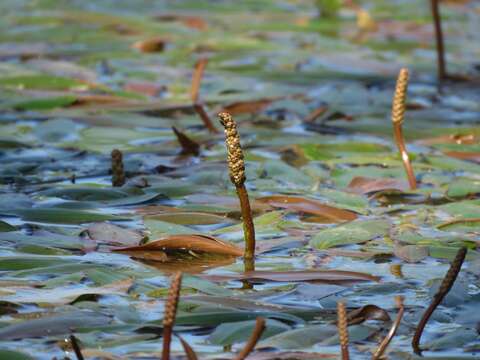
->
[123,81,165,97]
[248,352,335,360]
[222,98,275,115]
[346,304,391,325]
[154,14,208,31]
[202,270,380,284]
[172,126,200,156]
[257,196,357,223]
[347,176,408,195]
[132,38,167,53]
[113,234,243,257]
[444,151,480,164]
[417,133,478,146]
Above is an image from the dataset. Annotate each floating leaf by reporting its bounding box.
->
[257,195,357,223]
[7,208,127,224]
[310,219,389,249]
[113,234,243,258]
[202,269,379,284]
[86,222,143,247]
[347,176,408,194]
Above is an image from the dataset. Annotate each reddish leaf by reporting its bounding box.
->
[221,98,275,115]
[154,14,208,31]
[132,38,167,53]
[417,134,477,146]
[113,234,243,257]
[346,304,391,325]
[202,270,380,284]
[172,126,200,156]
[347,176,408,194]
[123,81,166,97]
[257,195,357,223]
[444,151,480,164]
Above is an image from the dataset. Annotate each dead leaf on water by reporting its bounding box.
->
[202,270,380,284]
[113,234,243,257]
[257,195,357,223]
[347,176,408,195]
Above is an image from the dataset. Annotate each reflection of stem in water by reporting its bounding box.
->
[162,272,182,360]
[373,296,404,359]
[111,149,125,187]
[218,112,256,269]
[390,264,403,278]
[391,68,416,190]
[431,0,446,81]
[69,335,84,360]
[337,302,350,360]
[412,247,467,355]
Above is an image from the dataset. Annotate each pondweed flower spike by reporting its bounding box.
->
[69,335,84,360]
[162,272,183,360]
[373,296,405,360]
[219,112,256,264]
[431,0,446,81]
[234,317,266,360]
[337,302,350,360]
[191,58,218,133]
[412,247,467,355]
[111,149,125,187]
[392,68,416,190]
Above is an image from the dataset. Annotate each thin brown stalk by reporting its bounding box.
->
[337,302,350,360]
[372,296,405,360]
[191,58,208,104]
[194,103,218,134]
[172,126,200,156]
[234,317,266,360]
[412,247,467,355]
[162,272,183,360]
[391,68,416,190]
[111,149,125,187]
[69,335,84,360]
[218,112,256,264]
[177,334,199,360]
[431,0,446,81]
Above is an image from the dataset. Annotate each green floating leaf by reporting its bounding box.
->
[0,349,35,360]
[310,219,390,249]
[9,208,127,224]
[446,178,480,198]
[208,319,290,346]
[11,95,77,111]
[0,75,86,90]
[0,220,15,232]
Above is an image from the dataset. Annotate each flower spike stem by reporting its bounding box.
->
[111,149,125,187]
[191,58,208,104]
[162,272,183,360]
[218,112,256,265]
[412,247,467,355]
[392,68,417,190]
[431,0,446,81]
[337,302,350,360]
[69,335,84,360]
[234,317,266,360]
[191,58,218,133]
[373,296,405,360]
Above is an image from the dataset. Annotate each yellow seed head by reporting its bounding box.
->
[163,272,182,327]
[392,68,409,125]
[218,112,246,187]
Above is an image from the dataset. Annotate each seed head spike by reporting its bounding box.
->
[218,112,246,187]
[392,68,409,125]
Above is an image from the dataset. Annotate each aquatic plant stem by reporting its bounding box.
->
[372,296,404,360]
[111,149,125,187]
[191,58,208,104]
[412,247,467,355]
[162,272,183,360]
[191,58,218,133]
[337,302,350,360]
[218,112,256,265]
[391,68,416,190]
[234,317,266,360]
[69,335,84,360]
[431,0,446,81]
